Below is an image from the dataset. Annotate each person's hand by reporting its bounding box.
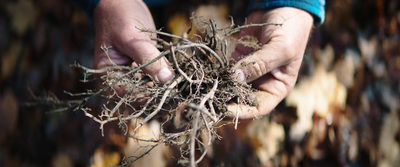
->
[93,0,174,94]
[227,7,314,119]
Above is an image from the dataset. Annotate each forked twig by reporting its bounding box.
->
[134,76,184,132]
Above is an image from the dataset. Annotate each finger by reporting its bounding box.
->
[233,39,293,83]
[93,44,132,69]
[227,66,299,119]
[252,64,298,94]
[119,38,174,83]
[226,91,280,119]
[131,62,155,87]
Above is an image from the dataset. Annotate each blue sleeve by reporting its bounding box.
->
[248,0,325,26]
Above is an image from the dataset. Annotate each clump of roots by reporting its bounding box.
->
[69,15,282,166]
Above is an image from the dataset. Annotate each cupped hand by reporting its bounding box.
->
[93,0,174,94]
[227,7,314,119]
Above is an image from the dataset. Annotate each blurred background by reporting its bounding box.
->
[1,0,400,166]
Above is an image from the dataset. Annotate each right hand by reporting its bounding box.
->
[228,7,314,119]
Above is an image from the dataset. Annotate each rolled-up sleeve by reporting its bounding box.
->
[248,0,325,26]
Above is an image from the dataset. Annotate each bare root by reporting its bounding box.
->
[67,15,282,166]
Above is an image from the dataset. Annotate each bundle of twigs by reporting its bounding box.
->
[67,16,281,166]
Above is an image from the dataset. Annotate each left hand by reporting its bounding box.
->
[227,7,314,119]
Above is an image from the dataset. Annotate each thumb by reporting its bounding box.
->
[122,39,174,83]
[232,42,291,83]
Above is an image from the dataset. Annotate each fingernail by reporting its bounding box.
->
[234,69,245,82]
[271,68,280,75]
[156,67,174,83]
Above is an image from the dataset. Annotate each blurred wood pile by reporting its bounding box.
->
[0,0,399,166]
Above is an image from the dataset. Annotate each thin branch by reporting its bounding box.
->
[72,62,132,74]
[138,27,191,43]
[170,43,194,83]
[190,111,201,167]
[195,114,212,164]
[135,76,184,131]
[226,22,283,36]
[101,44,118,67]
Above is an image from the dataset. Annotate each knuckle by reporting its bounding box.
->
[253,60,267,77]
[240,57,267,82]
